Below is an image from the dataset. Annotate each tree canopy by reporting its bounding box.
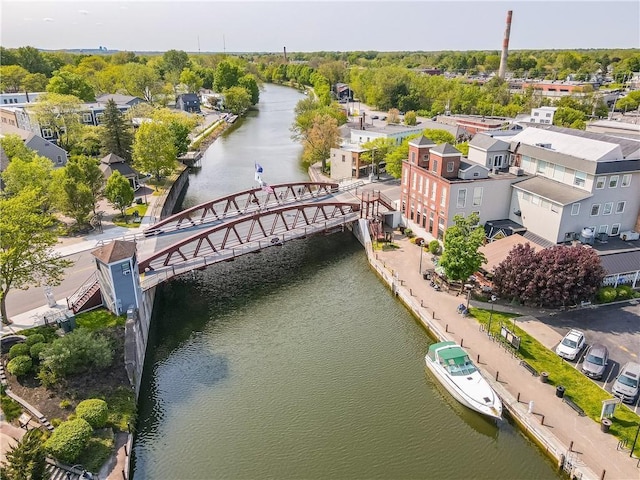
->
[132,121,177,183]
[438,213,486,283]
[100,99,134,161]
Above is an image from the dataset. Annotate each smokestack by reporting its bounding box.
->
[283,46,287,62]
[498,10,512,79]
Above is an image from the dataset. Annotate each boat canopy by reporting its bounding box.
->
[429,342,477,376]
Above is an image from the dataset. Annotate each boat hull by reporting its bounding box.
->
[425,353,502,420]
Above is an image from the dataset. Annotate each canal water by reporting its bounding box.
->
[132,84,560,479]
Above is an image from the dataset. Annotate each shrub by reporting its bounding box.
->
[428,240,441,255]
[44,418,92,464]
[25,334,46,346]
[22,326,58,343]
[59,400,72,410]
[413,237,425,246]
[8,343,30,359]
[76,399,109,428]
[6,355,32,376]
[0,386,22,421]
[597,287,617,303]
[616,285,634,300]
[29,342,47,361]
[39,328,113,379]
[51,418,63,428]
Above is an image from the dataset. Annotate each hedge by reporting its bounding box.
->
[29,342,47,361]
[44,418,92,463]
[8,343,30,359]
[26,334,46,346]
[76,399,109,428]
[7,355,32,376]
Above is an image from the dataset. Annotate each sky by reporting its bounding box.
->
[1,0,639,53]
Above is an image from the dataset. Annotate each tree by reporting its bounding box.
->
[132,121,177,183]
[224,86,252,115]
[50,167,94,227]
[238,74,260,105]
[104,171,135,218]
[46,70,95,101]
[32,93,82,151]
[16,46,52,75]
[150,109,198,157]
[361,137,396,179]
[385,136,417,178]
[21,72,48,92]
[0,429,48,480]
[302,114,340,172]
[179,68,203,93]
[0,134,36,163]
[64,155,104,214]
[1,155,53,200]
[214,60,241,92]
[404,111,417,126]
[0,65,29,92]
[423,128,456,145]
[162,49,190,76]
[0,189,72,324]
[553,106,586,130]
[492,243,538,305]
[439,213,486,283]
[100,99,134,161]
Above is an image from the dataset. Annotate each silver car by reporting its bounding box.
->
[581,344,609,379]
[612,362,640,404]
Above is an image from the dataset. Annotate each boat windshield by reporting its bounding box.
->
[445,358,477,376]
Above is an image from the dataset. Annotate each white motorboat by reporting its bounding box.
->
[425,341,502,419]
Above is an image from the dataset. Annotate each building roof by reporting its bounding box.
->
[0,123,31,140]
[479,234,546,273]
[91,240,137,264]
[587,119,640,133]
[599,250,640,275]
[430,142,461,156]
[95,94,142,106]
[469,133,510,151]
[101,153,127,165]
[512,176,592,206]
[409,135,436,147]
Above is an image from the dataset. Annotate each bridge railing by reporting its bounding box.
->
[140,215,357,290]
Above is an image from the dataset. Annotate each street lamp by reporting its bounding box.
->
[487,294,497,335]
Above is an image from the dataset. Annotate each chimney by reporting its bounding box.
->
[498,10,513,79]
[283,46,287,62]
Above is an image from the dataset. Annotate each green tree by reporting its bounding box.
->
[423,128,456,145]
[439,213,486,283]
[385,135,418,178]
[0,189,72,324]
[151,109,198,157]
[32,93,82,151]
[404,111,417,126]
[1,155,53,200]
[361,137,396,179]
[179,68,203,93]
[133,121,177,183]
[214,60,241,92]
[0,428,49,480]
[0,65,29,92]
[238,74,260,105]
[16,46,52,75]
[71,125,103,157]
[162,49,191,76]
[0,134,36,163]
[224,86,252,114]
[553,106,586,130]
[100,99,134,161]
[104,171,135,218]
[50,167,94,227]
[21,72,48,92]
[119,63,163,103]
[46,70,95,101]
[64,155,104,215]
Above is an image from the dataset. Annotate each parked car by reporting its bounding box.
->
[381,116,387,121]
[555,329,586,360]
[612,362,640,404]
[581,343,609,379]
[371,115,379,120]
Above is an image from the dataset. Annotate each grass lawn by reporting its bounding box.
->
[76,309,126,329]
[470,307,640,456]
[112,203,149,228]
[372,241,400,251]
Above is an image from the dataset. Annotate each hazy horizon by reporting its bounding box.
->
[1,1,639,54]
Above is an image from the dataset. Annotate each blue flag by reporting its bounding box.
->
[255,163,263,174]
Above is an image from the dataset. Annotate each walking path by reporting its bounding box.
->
[370,232,639,480]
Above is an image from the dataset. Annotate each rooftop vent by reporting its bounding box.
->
[535,143,552,149]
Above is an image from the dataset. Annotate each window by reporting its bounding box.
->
[411,151,415,163]
[534,112,539,116]
[412,172,416,189]
[603,202,613,215]
[41,128,53,138]
[418,177,422,194]
[96,113,104,124]
[611,224,621,236]
[523,192,531,202]
[403,169,408,185]
[457,189,467,208]
[82,113,92,123]
[591,204,600,216]
[537,160,547,174]
[431,182,436,201]
[440,187,447,207]
[57,155,63,164]
[545,112,551,117]
[341,155,345,162]
[608,175,619,188]
[571,203,580,216]
[616,201,625,214]
[621,174,631,187]
[598,225,608,234]
[121,263,131,275]
[595,176,606,189]
[574,171,586,187]
[447,161,454,173]
[551,204,559,213]
[432,159,438,173]
[472,187,483,206]
[553,165,565,181]
[531,195,540,205]
[493,155,503,167]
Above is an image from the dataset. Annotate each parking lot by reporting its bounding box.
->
[537,301,640,410]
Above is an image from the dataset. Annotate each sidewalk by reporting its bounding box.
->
[371,234,639,480]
